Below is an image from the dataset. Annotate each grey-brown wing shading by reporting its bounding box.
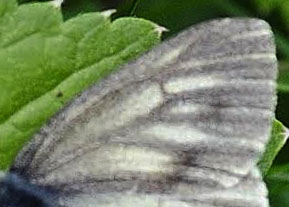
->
[10,18,277,207]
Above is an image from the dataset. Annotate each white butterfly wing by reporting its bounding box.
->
[11,18,277,207]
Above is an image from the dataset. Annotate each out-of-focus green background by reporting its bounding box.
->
[17,0,289,206]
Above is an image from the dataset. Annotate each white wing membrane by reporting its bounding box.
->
[11,18,277,207]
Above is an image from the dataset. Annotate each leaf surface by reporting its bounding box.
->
[0,0,161,170]
[258,120,288,176]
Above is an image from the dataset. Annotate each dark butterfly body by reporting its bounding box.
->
[0,174,56,207]
[0,18,277,207]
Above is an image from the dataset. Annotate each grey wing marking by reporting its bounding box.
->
[11,18,277,207]
[55,167,268,207]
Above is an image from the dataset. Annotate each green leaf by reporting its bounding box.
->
[0,0,17,17]
[258,120,288,177]
[261,120,289,207]
[0,1,161,170]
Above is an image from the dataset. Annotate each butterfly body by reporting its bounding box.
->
[0,18,277,207]
[0,173,56,207]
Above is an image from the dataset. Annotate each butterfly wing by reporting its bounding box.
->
[11,18,277,207]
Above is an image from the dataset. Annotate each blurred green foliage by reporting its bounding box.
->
[15,0,289,206]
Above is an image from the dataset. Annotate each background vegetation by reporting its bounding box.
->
[10,0,289,206]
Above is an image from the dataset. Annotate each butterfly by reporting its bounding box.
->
[0,18,277,207]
